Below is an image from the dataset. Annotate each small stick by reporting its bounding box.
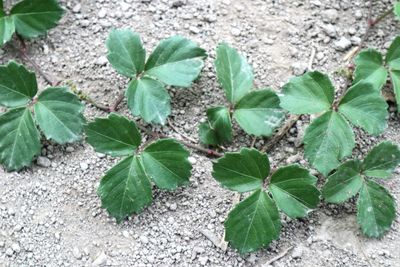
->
[109,90,125,112]
[167,118,198,143]
[250,136,257,148]
[308,46,316,71]
[264,246,294,266]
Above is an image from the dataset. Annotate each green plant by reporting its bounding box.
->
[0,61,85,171]
[106,28,206,124]
[212,148,320,253]
[0,0,64,46]
[85,113,192,222]
[322,141,400,237]
[279,71,388,176]
[395,2,400,18]
[199,43,285,145]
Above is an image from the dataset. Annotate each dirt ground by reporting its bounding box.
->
[0,0,400,266]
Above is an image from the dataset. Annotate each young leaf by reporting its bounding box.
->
[85,113,142,157]
[279,71,334,114]
[10,0,64,38]
[233,89,285,137]
[199,106,232,145]
[353,49,388,91]
[141,139,191,190]
[97,155,153,223]
[386,36,400,109]
[0,16,15,46]
[212,148,269,193]
[144,36,206,87]
[357,180,395,238]
[304,111,355,176]
[106,29,146,78]
[0,61,37,108]
[0,107,40,171]
[269,165,320,218]
[362,141,400,178]
[215,43,253,103]
[224,189,281,254]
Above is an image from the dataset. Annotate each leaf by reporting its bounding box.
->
[362,141,400,178]
[85,113,142,157]
[0,61,37,108]
[386,37,400,109]
[126,77,171,125]
[322,160,363,203]
[10,0,64,38]
[357,180,395,238]
[0,107,40,171]
[389,70,400,109]
[215,43,254,103]
[233,89,285,136]
[141,139,191,190]
[199,106,232,145]
[395,2,400,18]
[0,16,15,46]
[304,111,355,176]
[353,49,388,91]
[212,148,269,193]
[106,29,146,78]
[97,156,152,223]
[269,165,320,218]
[144,36,206,87]
[224,189,281,254]
[338,81,388,135]
[279,71,335,114]
[34,87,85,144]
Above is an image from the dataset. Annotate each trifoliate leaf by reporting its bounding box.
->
[386,37,400,109]
[141,139,191,190]
[34,87,85,144]
[126,77,171,125]
[106,29,146,78]
[0,61,37,108]
[233,89,285,137]
[353,49,388,91]
[97,155,152,223]
[10,0,64,38]
[304,111,355,176]
[224,189,281,254]
[199,106,232,145]
[0,16,15,46]
[280,71,334,114]
[322,160,363,203]
[338,81,388,135]
[212,148,269,193]
[144,36,206,87]
[215,43,253,104]
[269,165,320,218]
[85,113,142,157]
[362,141,400,178]
[0,107,40,171]
[357,180,395,238]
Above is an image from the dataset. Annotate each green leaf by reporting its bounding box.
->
[304,111,355,176]
[233,89,285,136]
[199,106,232,145]
[386,37,400,109]
[224,189,281,254]
[0,107,40,171]
[0,61,37,108]
[395,2,400,18]
[85,113,141,157]
[0,16,15,46]
[144,36,206,87]
[269,165,320,218]
[10,0,64,38]
[362,141,400,178]
[215,43,254,103]
[34,87,85,144]
[141,139,191,190]
[106,29,146,78]
[212,148,269,193]
[98,155,152,223]
[357,180,395,238]
[322,160,363,203]
[126,77,171,125]
[353,49,388,91]
[389,70,400,109]
[279,71,335,114]
[338,81,388,135]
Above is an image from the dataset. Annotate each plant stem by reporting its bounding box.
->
[109,90,125,112]
[66,81,110,112]
[167,118,198,143]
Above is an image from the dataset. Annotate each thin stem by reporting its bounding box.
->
[66,81,110,112]
[167,118,198,143]
[109,90,125,112]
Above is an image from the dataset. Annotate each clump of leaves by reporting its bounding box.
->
[279,71,388,176]
[322,141,400,237]
[106,28,206,125]
[0,61,85,171]
[212,148,320,253]
[0,0,64,46]
[199,43,285,146]
[85,113,192,222]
